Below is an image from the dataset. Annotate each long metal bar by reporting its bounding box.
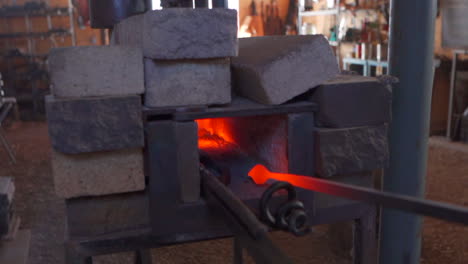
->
[233,237,244,264]
[0,103,16,163]
[68,0,76,45]
[249,167,468,225]
[134,249,152,264]
[0,127,16,164]
[381,0,437,263]
[201,167,293,264]
[201,165,268,240]
[298,176,467,225]
[446,50,458,138]
[446,50,468,138]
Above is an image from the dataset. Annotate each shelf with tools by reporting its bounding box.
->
[342,57,388,76]
[0,1,76,119]
[299,9,338,17]
[0,2,76,54]
[297,0,390,74]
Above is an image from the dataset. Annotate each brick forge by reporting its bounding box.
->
[59,73,393,241]
[44,7,394,263]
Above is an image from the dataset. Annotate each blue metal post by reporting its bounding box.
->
[380,0,436,264]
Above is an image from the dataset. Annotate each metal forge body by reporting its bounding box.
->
[65,89,384,264]
[54,2,468,263]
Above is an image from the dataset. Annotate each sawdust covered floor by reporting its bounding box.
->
[0,122,466,264]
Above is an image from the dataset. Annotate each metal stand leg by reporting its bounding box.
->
[233,237,244,264]
[447,51,458,139]
[134,249,153,264]
[353,206,378,264]
[0,127,16,164]
[65,244,93,264]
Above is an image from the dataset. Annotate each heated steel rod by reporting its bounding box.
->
[249,165,468,225]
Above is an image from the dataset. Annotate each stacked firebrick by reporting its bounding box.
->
[46,8,341,200]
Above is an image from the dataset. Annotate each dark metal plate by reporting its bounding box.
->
[143,96,317,121]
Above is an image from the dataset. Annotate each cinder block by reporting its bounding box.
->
[48,46,144,98]
[310,75,392,128]
[144,59,231,107]
[315,125,389,178]
[46,95,144,154]
[113,8,238,59]
[52,149,145,199]
[231,35,339,105]
[0,177,14,236]
[66,191,148,238]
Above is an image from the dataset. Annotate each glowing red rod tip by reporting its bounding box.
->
[249,164,318,191]
[248,164,271,185]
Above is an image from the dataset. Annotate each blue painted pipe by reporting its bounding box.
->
[380,0,437,263]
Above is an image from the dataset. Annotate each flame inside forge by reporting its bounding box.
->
[196,118,236,150]
[195,116,289,173]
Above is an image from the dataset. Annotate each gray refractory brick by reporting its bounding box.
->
[52,149,145,199]
[231,35,339,105]
[310,75,392,128]
[144,58,231,107]
[46,95,144,154]
[113,8,238,59]
[48,45,144,98]
[315,124,389,178]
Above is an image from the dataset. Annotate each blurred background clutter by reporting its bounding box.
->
[0,0,105,120]
[1,0,467,142]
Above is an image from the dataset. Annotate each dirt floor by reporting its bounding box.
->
[0,122,467,264]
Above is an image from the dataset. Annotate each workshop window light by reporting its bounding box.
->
[152,0,162,9]
[228,0,239,10]
[151,0,238,10]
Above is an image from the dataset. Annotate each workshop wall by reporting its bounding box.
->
[238,0,291,36]
[239,0,290,24]
[0,0,103,120]
[0,0,102,56]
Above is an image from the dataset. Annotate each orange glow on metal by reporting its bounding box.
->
[196,118,235,150]
[249,164,320,191]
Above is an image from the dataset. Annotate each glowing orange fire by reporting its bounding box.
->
[197,119,318,192]
[197,119,313,190]
[196,118,235,150]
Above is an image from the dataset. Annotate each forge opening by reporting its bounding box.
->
[195,115,289,177]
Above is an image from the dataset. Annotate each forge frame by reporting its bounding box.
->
[146,97,316,236]
[65,97,378,264]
